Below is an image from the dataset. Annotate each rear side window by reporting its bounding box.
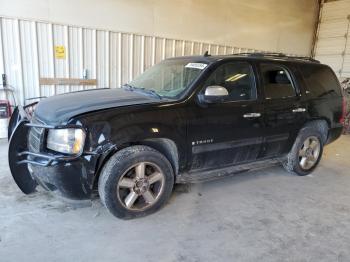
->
[260,64,296,100]
[300,65,341,98]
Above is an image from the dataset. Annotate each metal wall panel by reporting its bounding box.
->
[53,24,69,94]
[0,21,4,79]
[83,28,97,91]
[19,20,40,101]
[68,26,83,92]
[0,16,264,105]
[97,30,109,89]
[1,18,24,104]
[37,22,54,98]
[314,0,350,77]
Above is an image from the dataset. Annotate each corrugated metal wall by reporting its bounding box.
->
[0,16,263,105]
[314,0,350,78]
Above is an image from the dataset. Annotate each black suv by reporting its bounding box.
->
[8,53,344,219]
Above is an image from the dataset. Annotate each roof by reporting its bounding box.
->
[168,52,320,65]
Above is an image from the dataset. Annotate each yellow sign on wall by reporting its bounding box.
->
[55,46,66,59]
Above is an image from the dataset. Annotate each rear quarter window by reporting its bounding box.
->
[300,64,341,98]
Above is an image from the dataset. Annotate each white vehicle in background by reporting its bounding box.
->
[0,76,17,139]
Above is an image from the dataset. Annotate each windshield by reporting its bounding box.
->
[128,59,208,98]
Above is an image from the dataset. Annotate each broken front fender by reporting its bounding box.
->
[8,107,38,194]
[8,106,20,141]
[8,102,38,141]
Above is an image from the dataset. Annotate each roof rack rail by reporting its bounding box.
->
[232,52,320,63]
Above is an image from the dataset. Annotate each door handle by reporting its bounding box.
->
[292,108,306,113]
[243,113,261,118]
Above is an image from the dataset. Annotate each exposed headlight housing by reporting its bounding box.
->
[47,128,86,155]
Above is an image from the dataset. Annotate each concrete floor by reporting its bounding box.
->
[1,137,350,262]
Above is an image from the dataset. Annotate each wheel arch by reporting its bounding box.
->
[92,137,180,189]
[135,138,179,175]
[302,118,329,143]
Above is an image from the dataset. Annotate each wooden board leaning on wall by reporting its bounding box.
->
[39,78,97,86]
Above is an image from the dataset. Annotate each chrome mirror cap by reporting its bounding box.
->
[204,86,229,97]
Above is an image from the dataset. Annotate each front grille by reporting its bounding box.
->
[28,117,45,153]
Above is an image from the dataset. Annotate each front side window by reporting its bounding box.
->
[128,59,207,98]
[260,64,296,100]
[203,62,257,102]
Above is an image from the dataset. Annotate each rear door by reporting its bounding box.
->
[258,62,307,158]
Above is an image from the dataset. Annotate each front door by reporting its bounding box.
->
[187,61,265,171]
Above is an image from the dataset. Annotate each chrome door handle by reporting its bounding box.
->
[292,108,306,113]
[243,113,261,118]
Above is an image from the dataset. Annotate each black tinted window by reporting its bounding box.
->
[300,65,341,98]
[204,62,256,101]
[261,64,296,99]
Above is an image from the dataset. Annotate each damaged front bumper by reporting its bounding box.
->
[8,104,99,200]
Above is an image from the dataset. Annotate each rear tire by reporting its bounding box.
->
[98,145,174,219]
[283,127,324,176]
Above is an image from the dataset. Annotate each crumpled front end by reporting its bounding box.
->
[8,103,39,194]
[8,104,98,200]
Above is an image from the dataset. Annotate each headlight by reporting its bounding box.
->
[47,128,86,155]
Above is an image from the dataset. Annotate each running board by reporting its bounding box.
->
[176,158,283,183]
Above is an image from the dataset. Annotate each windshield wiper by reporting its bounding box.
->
[122,84,162,99]
[122,83,136,90]
[137,88,162,100]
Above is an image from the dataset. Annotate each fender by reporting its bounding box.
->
[95,122,186,160]
[111,123,185,147]
[8,106,20,141]
[85,120,187,182]
[113,123,186,169]
[79,108,188,167]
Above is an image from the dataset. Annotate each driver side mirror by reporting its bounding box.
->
[198,85,229,104]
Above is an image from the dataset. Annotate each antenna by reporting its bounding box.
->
[203,51,210,57]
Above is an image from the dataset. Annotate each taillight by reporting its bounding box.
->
[340,96,347,125]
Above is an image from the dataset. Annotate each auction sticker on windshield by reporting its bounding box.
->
[185,63,208,70]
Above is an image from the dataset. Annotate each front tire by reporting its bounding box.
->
[98,145,174,219]
[283,127,324,176]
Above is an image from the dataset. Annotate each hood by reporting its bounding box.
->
[34,88,158,125]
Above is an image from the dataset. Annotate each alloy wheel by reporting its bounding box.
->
[116,162,165,211]
[298,136,321,170]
